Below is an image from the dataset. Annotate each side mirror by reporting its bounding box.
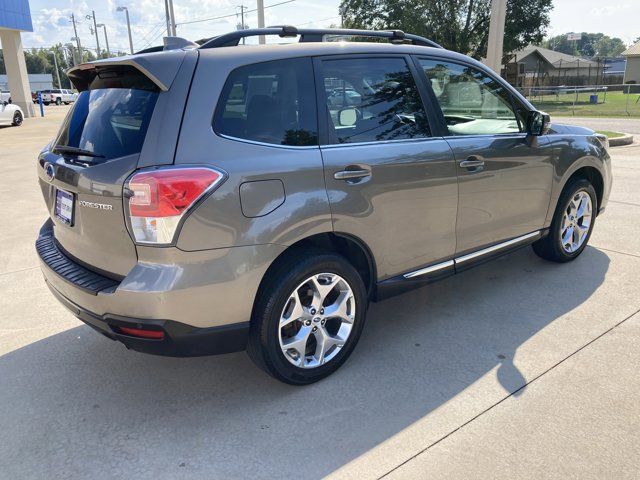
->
[527,110,551,136]
[338,108,358,127]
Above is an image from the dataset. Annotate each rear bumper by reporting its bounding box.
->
[45,281,249,356]
[36,219,285,356]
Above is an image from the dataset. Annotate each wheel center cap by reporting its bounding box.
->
[313,317,321,323]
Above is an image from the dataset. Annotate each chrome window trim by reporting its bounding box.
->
[321,136,444,149]
[217,133,320,150]
[454,231,540,264]
[445,132,528,140]
[403,260,454,279]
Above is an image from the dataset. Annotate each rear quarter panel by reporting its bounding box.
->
[173,50,332,251]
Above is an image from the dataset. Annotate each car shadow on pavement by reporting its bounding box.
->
[0,246,610,479]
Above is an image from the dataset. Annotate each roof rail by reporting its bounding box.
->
[198,27,443,49]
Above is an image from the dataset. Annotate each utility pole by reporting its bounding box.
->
[237,5,247,44]
[484,0,506,74]
[97,24,110,56]
[51,48,62,88]
[117,6,134,54]
[70,14,82,64]
[168,0,177,36]
[257,0,265,44]
[86,11,101,57]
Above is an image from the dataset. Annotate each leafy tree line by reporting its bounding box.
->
[0,45,119,90]
[543,33,627,58]
[340,0,553,61]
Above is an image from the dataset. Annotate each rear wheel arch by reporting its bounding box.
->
[255,232,376,308]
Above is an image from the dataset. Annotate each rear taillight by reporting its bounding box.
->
[126,167,225,245]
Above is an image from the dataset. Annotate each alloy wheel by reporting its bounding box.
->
[560,190,592,253]
[278,273,356,369]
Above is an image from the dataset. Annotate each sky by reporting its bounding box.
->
[20,0,640,54]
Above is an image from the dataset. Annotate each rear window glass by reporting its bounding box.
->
[214,58,318,147]
[53,88,158,160]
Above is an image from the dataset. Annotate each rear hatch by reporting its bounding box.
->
[37,51,196,277]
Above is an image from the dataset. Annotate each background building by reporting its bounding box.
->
[505,45,606,88]
[622,42,640,85]
[0,0,35,116]
[0,73,53,92]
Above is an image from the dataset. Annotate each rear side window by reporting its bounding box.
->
[320,57,431,144]
[214,58,318,147]
[53,88,158,160]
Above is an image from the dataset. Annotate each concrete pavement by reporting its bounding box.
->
[1,110,639,479]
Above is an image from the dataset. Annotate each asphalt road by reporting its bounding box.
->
[1,108,639,479]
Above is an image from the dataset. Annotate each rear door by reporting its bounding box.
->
[415,57,553,254]
[316,55,458,280]
[37,52,196,277]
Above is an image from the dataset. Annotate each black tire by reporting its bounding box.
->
[55,97,62,105]
[12,111,22,126]
[44,102,50,106]
[247,249,368,385]
[532,178,597,262]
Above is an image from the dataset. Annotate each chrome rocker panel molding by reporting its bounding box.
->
[376,230,546,301]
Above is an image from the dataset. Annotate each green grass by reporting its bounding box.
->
[528,91,640,118]
[595,130,625,138]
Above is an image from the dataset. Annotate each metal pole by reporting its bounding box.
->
[257,0,265,44]
[98,25,110,56]
[70,14,82,64]
[164,0,171,37]
[91,11,101,57]
[240,5,246,44]
[168,0,177,36]
[626,84,631,116]
[124,9,134,54]
[51,48,61,88]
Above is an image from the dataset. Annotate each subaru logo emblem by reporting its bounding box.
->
[44,162,55,182]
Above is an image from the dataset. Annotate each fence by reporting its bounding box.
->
[517,84,640,117]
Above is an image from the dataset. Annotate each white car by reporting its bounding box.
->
[41,89,77,105]
[0,101,24,127]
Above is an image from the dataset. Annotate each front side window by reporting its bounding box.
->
[419,59,523,136]
[321,57,430,144]
[214,58,318,147]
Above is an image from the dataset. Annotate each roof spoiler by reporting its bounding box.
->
[66,49,189,92]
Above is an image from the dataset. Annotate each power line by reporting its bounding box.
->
[177,0,296,26]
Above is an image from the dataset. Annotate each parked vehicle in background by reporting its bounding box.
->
[40,89,77,105]
[35,27,612,385]
[0,101,23,126]
[0,90,11,104]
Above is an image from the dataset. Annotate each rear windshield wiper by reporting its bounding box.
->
[52,145,105,159]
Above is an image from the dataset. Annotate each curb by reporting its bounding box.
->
[609,134,634,147]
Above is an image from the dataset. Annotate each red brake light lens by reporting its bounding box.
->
[126,167,225,245]
[129,168,223,217]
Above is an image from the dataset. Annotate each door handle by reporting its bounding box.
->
[334,167,371,181]
[459,157,485,169]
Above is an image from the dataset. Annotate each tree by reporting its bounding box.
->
[339,0,553,61]
[543,33,627,58]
